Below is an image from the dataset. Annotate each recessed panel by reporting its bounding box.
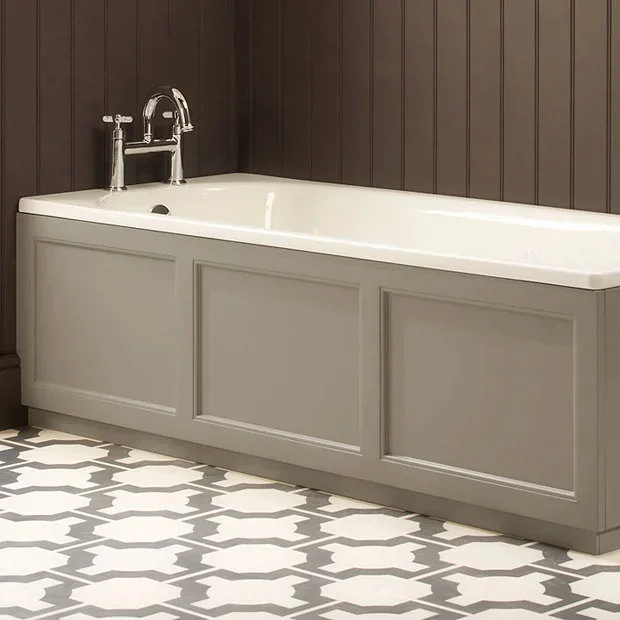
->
[385,292,575,491]
[198,265,360,447]
[35,242,176,409]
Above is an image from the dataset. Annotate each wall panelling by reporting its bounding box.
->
[237,0,619,214]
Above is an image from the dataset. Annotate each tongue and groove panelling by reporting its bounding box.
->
[237,0,620,213]
[0,0,237,426]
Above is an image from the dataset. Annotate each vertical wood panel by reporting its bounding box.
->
[436,0,467,196]
[574,0,608,211]
[73,0,105,191]
[202,0,236,175]
[538,0,571,208]
[105,0,138,186]
[342,0,372,187]
[253,0,282,176]
[235,0,254,172]
[612,0,620,213]
[311,0,341,183]
[137,0,170,183]
[503,0,536,204]
[282,0,311,179]
[39,0,72,194]
[404,0,435,194]
[373,0,403,189]
[170,0,201,178]
[2,0,37,354]
[469,0,501,200]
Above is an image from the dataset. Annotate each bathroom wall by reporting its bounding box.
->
[236,0,620,213]
[0,0,237,427]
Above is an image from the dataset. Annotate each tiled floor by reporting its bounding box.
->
[0,428,619,619]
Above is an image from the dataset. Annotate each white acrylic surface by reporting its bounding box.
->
[19,173,620,289]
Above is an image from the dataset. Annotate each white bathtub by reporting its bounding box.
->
[18,172,620,553]
[19,173,620,289]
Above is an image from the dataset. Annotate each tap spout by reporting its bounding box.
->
[142,85,193,143]
[125,138,178,155]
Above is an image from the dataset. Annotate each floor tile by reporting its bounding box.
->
[0,425,619,618]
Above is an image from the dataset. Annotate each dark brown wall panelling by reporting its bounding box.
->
[342,0,372,187]
[0,0,237,428]
[237,0,619,214]
[282,0,311,179]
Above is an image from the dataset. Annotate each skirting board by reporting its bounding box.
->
[0,361,26,429]
[29,408,620,555]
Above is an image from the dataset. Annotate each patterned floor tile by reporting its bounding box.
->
[0,462,116,491]
[89,443,195,469]
[0,425,619,619]
[40,610,204,620]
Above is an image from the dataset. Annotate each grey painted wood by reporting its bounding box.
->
[385,292,574,491]
[196,264,361,447]
[32,241,176,409]
[604,286,620,529]
[17,213,612,549]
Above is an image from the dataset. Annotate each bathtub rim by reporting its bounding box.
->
[15,206,620,291]
[18,173,620,291]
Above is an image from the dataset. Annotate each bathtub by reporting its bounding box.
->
[17,173,620,553]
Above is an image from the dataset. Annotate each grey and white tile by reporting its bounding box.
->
[0,426,619,619]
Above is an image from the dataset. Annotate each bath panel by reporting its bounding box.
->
[32,241,176,409]
[604,286,620,529]
[384,291,575,491]
[196,264,361,448]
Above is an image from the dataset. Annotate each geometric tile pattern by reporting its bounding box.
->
[0,426,619,619]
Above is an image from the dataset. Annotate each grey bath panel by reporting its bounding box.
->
[603,286,620,529]
[33,241,176,408]
[384,291,574,491]
[17,213,617,550]
[373,267,600,531]
[17,216,185,431]
[196,264,361,448]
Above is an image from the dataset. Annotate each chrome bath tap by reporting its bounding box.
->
[103,86,194,191]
